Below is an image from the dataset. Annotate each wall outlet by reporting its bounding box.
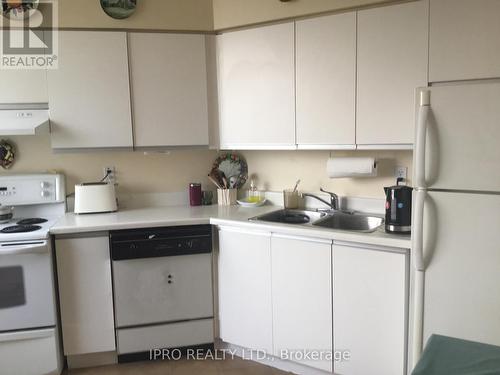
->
[103,166,116,184]
[394,166,407,180]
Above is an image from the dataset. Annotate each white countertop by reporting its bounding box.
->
[50,205,411,249]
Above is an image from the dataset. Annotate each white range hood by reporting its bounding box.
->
[0,103,49,136]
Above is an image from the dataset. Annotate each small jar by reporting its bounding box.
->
[189,183,202,206]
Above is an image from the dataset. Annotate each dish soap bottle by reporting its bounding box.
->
[247,180,261,203]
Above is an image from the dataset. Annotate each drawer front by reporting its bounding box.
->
[116,318,214,355]
[113,253,213,328]
[0,328,61,375]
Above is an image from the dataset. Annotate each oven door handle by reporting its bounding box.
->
[0,241,48,255]
[0,328,54,343]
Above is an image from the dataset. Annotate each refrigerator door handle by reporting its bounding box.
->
[415,90,430,188]
[413,189,426,271]
[411,188,427,368]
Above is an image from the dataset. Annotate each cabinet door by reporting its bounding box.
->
[55,236,115,355]
[48,31,133,150]
[357,1,428,146]
[217,228,273,354]
[429,0,500,82]
[271,235,332,372]
[0,30,48,103]
[333,242,408,375]
[216,23,295,149]
[296,12,356,149]
[128,33,209,147]
[0,69,47,103]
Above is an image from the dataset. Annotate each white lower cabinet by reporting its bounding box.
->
[217,226,408,375]
[55,235,116,356]
[333,242,408,375]
[271,235,333,372]
[217,228,273,354]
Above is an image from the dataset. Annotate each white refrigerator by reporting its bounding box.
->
[411,81,500,370]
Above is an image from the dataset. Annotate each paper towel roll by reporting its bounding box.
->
[327,157,377,178]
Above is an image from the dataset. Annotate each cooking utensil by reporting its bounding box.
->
[209,168,225,188]
[220,172,229,189]
[293,179,301,192]
[208,174,222,189]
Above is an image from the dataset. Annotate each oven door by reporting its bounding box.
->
[0,240,56,332]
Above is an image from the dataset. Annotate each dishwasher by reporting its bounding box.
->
[110,225,214,361]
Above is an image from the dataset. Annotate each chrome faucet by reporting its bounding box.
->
[302,188,339,211]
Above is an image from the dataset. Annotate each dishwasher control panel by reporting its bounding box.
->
[110,225,212,261]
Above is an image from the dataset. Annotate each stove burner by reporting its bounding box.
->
[16,218,48,225]
[1,225,42,234]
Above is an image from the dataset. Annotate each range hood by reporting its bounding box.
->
[0,103,49,136]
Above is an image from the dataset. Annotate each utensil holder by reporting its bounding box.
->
[218,189,237,206]
[283,189,299,209]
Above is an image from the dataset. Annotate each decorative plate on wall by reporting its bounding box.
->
[100,0,137,20]
[0,140,15,169]
[210,153,248,189]
[1,0,39,20]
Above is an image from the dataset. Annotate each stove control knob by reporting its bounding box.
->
[41,190,50,198]
[41,181,50,189]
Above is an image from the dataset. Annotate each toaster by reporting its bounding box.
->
[74,182,117,214]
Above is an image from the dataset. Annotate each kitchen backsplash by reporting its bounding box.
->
[2,131,412,200]
[240,150,413,199]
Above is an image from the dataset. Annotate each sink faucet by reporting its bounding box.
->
[302,188,339,211]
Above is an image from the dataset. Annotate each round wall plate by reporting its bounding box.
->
[100,0,137,20]
[1,0,39,21]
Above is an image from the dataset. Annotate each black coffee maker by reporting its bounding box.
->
[384,178,413,234]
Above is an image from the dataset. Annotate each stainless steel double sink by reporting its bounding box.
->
[250,209,384,233]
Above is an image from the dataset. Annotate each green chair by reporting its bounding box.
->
[412,335,500,375]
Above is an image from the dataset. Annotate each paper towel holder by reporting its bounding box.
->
[326,157,378,178]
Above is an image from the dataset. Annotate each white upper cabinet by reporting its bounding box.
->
[333,242,408,375]
[0,30,48,104]
[271,235,333,372]
[429,0,500,82]
[48,31,133,150]
[356,1,428,147]
[128,33,209,147]
[0,69,47,104]
[296,12,356,149]
[216,22,295,149]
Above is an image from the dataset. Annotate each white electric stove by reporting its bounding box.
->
[0,174,65,375]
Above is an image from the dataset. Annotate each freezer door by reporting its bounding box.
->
[415,82,500,191]
[421,191,500,346]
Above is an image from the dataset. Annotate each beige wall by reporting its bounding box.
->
[2,131,218,196]
[242,150,412,199]
[34,0,410,32]
[212,0,409,30]
[1,131,411,200]
[47,0,214,31]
